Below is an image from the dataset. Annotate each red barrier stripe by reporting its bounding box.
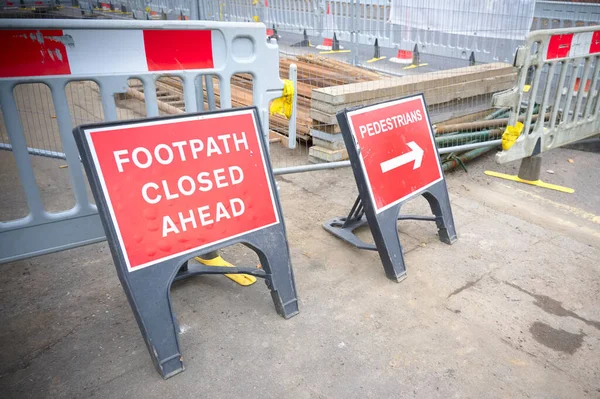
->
[143,30,214,71]
[396,50,413,59]
[574,78,591,93]
[0,30,71,78]
[547,33,573,60]
[590,31,600,55]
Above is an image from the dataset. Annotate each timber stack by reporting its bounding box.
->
[309,63,517,162]
[123,54,383,143]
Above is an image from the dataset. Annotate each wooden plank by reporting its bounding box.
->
[316,62,515,100]
[308,98,495,133]
[312,63,516,105]
[295,54,382,80]
[428,95,494,125]
[269,130,290,147]
[281,59,365,87]
[310,73,516,121]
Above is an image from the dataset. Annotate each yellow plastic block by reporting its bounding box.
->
[402,63,429,70]
[194,255,257,286]
[501,122,524,151]
[366,56,387,63]
[484,171,574,194]
[319,49,351,54]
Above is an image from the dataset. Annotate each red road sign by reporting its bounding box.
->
[83,109,279,271]
[346,95,443,213]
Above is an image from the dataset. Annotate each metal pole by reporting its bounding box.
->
[438,140,501,155]
[0,143,67,160]
[273,160,351,175]
[287,63,298,149]
[350,0,359,66]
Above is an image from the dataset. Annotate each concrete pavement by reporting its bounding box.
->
[0,143,598,398]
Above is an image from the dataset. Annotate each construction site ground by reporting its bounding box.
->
[1,136,599,397]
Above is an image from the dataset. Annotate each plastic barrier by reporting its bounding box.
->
[220,0,320,34]
[533,1,600,31]
[492,25,600,164]
[207,1,599,65]
[0,19,291,264]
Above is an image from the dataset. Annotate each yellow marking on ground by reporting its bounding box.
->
[402,63,429,70]
[319,49,351,54]
[485,171,574,194]
[366,56,386,63]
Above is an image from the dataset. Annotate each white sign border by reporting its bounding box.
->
[346,94,444,214]
[84,109,280,272]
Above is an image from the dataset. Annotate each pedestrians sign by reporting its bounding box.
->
[345,95,443,213]
[324,94,457,282]
[74,107,299,379]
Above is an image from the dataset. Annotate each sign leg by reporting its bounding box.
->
[371,207,408,282]
[422,180,457,245]
[125,263,184,379]
[254,242,299,319]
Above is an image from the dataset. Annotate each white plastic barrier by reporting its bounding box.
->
[492,25,600,164]
[0,19,291,263]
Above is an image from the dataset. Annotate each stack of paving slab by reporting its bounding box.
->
[309,63,517,163]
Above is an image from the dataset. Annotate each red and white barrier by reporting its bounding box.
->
[0,29,215,78]
[316,3,343,51]
[546,31,600,60]
[389,49,413,64]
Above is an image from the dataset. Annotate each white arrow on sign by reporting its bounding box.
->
[380,141,424,173]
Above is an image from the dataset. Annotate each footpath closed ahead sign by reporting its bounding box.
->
[74,108,298,378]
[346,95,443,212]
[83,108,278,271]
[326,94,457,282]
